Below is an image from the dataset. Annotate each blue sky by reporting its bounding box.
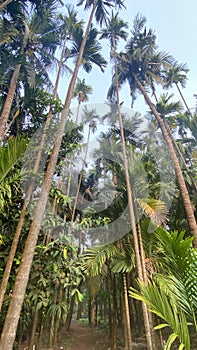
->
[57,0,197,115]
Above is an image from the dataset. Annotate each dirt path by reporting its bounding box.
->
[59,320,108,350]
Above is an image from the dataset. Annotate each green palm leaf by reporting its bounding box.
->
[83,244,117,277]
[0,136,27,183]
[0,136,27,211]
[129,280,190,350]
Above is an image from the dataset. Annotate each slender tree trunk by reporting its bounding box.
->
[112,274,117,350]
[49,286,58,347]
[0,21,29,143]
[134,74,197,246]
[0,0,14,11]
[71,125,91,222]
[91,295,95,327]
[0,39,66,312]
[107,267,112,339]
[29,309,39,350]
[54,286,63,347]
[164,118,197,192]
[113,39,153,350]
[122,292,128,350]
[0,64,21,142]
[65,294,75,332]
[138,224,156,350]
[0,3,98,349]
[122,274,132,350]
[175,82,192,117]
[66,99,83,202]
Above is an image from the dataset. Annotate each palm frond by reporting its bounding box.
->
[130,279,191,350]
[0,136,27,183]
[82,244,117,277]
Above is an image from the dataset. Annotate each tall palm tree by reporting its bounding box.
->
[133,78,197,246]
[102,12,155,350]
[73,78,93,123]
[163,61,192,116]
[110,15,197,246]
[65,79,93,200]
[0,20,29,142]
[71,106,99,223]
[0,1,125,348]
[155,93,197,182]
[70,24,107,73]
[0,1,60,142]
[0,5,84,312]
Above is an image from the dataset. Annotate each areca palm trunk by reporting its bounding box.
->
[122,274,132,350]
[134,74,197,246]
[175,82,192,117]
[0,38,67,312]
[0,2,99,349]
[137,223,157,349]
[29,309,39,350]
[0,21,29,143]
[163,119,197,192]
[0,0,13,11]
[71,125,91,222]
[113,39,154,350]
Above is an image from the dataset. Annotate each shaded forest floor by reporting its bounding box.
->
[57,320,110,350]
[19,319,148,349]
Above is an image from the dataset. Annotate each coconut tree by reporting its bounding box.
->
[0,1,125,349]
[109,15,197,246]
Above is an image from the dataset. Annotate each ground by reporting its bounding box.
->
[19,320,148,349]
[58,320,109,350]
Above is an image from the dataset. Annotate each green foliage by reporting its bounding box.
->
[0,136,27,212]
[130,229,197,349]
[83,244,118,277]
[154,229,197,328]
[111,247,135,273]
[130,280,190,350]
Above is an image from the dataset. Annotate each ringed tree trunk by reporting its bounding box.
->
[133,74,197,247]
[112,273,117,350]
[122,274,132,350]
[0,2,99,349]
[113,39,154,350]
[0,21,29,143]
[0,38,67,312]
